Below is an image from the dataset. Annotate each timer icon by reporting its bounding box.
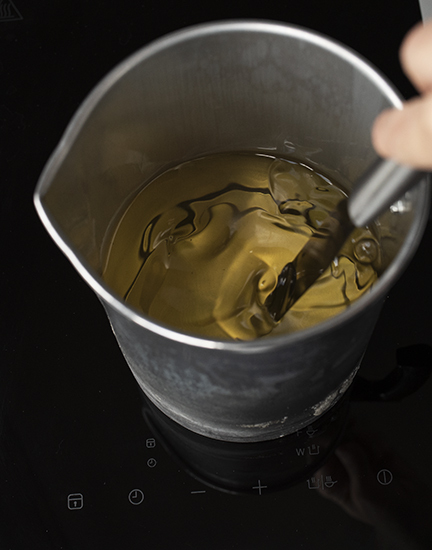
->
[147,458,157,468]
[128,489,145,505]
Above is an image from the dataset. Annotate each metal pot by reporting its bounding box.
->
[34,21,430,442]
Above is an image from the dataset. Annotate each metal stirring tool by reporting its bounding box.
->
[265,158,427,322]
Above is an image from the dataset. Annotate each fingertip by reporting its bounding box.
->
[371,108,400,158]
[371,96,432,170]
[400,20,432,92]
[400,20,424,53]
[400,20,424,65]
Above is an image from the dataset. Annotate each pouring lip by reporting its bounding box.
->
[33,20,431,353]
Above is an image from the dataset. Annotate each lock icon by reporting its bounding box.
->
[67,493,84,510]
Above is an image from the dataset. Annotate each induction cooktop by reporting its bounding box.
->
[1,1,432,549]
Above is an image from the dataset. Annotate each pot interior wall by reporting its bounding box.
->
[39,25,421,279]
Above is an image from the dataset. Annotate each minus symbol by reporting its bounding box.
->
[191,490,206,494]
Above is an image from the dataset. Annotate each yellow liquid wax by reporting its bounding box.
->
[102,152,380,340]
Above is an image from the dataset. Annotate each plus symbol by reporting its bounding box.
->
[252,480,268,495]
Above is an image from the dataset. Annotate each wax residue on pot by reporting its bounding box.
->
[102,152,380,340]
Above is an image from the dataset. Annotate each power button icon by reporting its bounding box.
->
[377,469,393,486]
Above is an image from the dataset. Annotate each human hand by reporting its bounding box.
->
[372,20,432,170]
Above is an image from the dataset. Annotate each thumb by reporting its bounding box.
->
[372,95,432,170]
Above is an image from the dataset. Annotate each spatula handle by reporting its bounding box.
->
[348,158,426,227]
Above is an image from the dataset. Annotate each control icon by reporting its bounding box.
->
[147,458,157,468]
[307,477,321,490]
[128,489,145,505]
[252,480,268,495]
[146,438,156,449]
[306,426,318,438]
[323,475,338,488]
[377,469,393,485]
[307,475,338,490]
[67,493,84,510]
[308,444,320,455]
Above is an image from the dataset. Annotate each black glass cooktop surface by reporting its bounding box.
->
[1,1,432,548]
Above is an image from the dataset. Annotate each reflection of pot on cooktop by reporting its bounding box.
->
[141,344,432,495]
[142,390,349,495]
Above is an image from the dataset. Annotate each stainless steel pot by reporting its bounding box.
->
[34,21,430,442]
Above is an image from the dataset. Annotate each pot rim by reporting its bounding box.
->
[33,20,431,353]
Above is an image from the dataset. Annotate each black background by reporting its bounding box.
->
[1,1,432,549]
